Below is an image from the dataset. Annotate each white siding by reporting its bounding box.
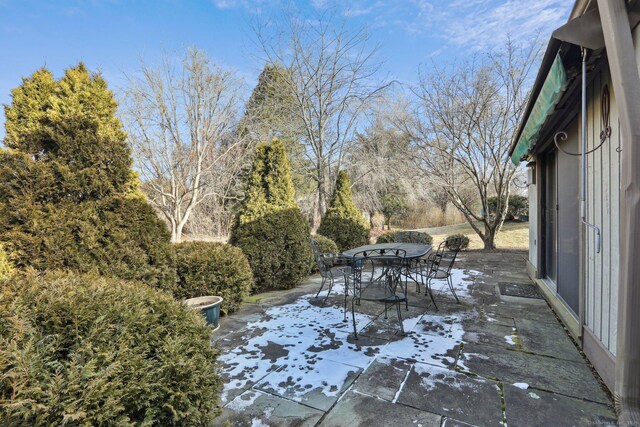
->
[583,68,620,356]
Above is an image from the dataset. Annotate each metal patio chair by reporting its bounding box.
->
[417,237,464,310]
[347,247,408,339]
[309,237,353,316]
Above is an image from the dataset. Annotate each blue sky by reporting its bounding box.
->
[0,0,573,138]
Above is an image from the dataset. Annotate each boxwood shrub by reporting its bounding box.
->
[175,241,253,314]
[0,272,220,426]
[377,231,433,245]
[231,208,312,292]
[445,233,471,251]
[312,234,339,254]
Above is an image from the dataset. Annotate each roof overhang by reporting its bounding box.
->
[508,0,640,165]
[510,53,568,165]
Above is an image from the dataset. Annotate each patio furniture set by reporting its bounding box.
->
[309,236,465,339]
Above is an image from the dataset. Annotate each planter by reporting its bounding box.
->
[185,296,223,330]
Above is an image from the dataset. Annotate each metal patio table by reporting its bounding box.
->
[341,243,432,338]
[342,242,432,261]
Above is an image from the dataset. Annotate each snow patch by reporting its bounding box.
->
[504,335,517,346]
[513,382,529,390]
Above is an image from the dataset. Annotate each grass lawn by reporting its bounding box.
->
[413,221,529,250]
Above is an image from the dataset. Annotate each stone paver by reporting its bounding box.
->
[350,355,413,401]
[503,383,618,426]
[213,251,617,426]
[215,389,323,426]
[516,318,583,362]
[319,390,441,427]
[459,342,610,404]
[396,363,504,426]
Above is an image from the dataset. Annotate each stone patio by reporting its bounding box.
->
[211,251,618,426]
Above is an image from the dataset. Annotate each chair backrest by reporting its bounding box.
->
[309,237,330,277]
[434,237,464,275]
[350,247,407,288]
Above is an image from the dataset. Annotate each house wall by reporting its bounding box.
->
[582,65,621,357]
[527,167,538,273]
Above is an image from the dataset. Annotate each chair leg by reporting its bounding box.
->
[321,277,334,306]
[396,299,405,335]
[315,276,326,298]
[351,295,358,340]
[447,275,460,303]
[427,277,438,310]
[343,276,349,321]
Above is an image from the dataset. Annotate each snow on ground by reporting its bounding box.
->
[428,268,482,300]
[219,267,485,413]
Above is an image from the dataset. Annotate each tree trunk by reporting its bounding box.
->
[174,222,185,243]
[170,228,180,243]
[482,226,496,250]
[313,172,327,231]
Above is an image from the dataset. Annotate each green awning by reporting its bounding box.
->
[511,53,568,165]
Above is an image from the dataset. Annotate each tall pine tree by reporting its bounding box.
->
[0,64,176,291]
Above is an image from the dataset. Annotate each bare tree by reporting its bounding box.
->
[254,12,392,229]
[123,48,245,242]
[348,115,416,229]
[401,40,541,249]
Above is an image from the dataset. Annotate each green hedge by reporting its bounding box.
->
[175,241,253,314]
[377,231,433,245]
[445,233,470,251]
[0,272,220,425]
[231,208,312,292]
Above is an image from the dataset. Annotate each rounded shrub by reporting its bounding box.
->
[230,139,312,292]
[175,241,253,314]
[445,233,470,251]
[0,271,220,425]
[232,208,312,292]
[376,232,395,244]
[376,231,433,245]
[317,171,369,252]
[312,234,339,254]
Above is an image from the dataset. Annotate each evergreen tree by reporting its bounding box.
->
[4,64,133,202]
[317,171,369,251]
[240,64,314,200]
[230,139,311,291]
[0,64,176,291]
[4,68,57,156]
